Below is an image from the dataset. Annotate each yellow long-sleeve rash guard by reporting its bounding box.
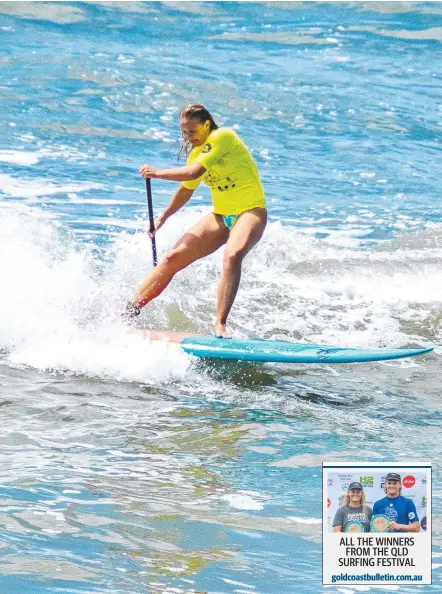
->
[182,127,266,216]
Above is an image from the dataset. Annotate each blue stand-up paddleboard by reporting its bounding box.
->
[179,336,433,364]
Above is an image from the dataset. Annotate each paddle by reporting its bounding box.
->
[145,178,157,267]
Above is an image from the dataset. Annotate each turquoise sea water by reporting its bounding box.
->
[1,2,442,592]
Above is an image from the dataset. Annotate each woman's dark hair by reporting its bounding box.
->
[178,104,219,159]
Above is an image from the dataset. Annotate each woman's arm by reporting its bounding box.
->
[332,507,344,532]
[149,185,195,236]
[162,185,195,219]
[140,161,206,182]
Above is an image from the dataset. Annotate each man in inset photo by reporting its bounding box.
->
[373,472,420,533]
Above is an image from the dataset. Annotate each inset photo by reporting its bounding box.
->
[323,462,431,586]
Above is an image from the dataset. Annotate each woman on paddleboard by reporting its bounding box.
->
[126,103,267,338]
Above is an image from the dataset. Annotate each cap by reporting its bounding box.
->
[385,472,401,482]
[348,481,363,490]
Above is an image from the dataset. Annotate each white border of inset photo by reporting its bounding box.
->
[322,462,431,586]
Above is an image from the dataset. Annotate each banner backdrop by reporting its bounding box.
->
[326,470,428,532]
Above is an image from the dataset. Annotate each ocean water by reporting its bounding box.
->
[0,2,441,592]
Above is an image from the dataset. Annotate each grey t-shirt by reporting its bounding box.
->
[333,505,373,532]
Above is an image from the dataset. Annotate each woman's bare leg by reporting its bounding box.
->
[216,208,267,338]
[132,213,229,310]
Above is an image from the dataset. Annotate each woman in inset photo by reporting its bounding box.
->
[333,481,373,533]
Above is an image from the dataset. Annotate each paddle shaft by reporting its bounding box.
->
[145,179,157,267]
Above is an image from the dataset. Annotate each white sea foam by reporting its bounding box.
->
[0,150,39,166]
[222,492,264,511]
[0,173,104,198]
[0,144,100,167]
[0,204,189,382]
[288,516,322,524]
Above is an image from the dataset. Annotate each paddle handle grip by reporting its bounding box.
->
[146,179,157,267]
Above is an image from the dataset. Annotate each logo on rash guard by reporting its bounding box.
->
[202,143,212,153]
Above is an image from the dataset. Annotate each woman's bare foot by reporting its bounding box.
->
[215,322,232,339]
